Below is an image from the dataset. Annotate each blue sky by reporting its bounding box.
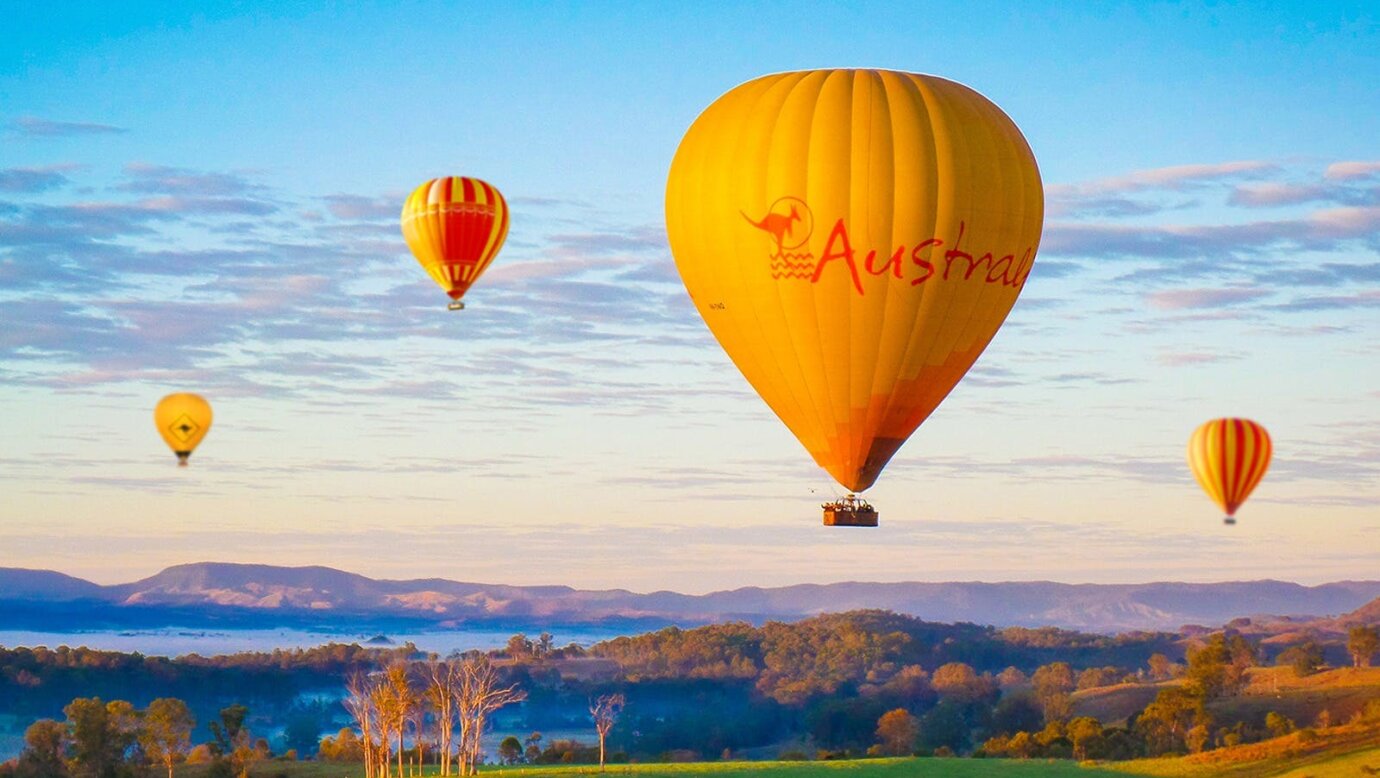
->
[1,2,1377,589]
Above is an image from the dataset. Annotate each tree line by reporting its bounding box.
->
[3,615,1375,770]
[0,697,283,778]
[868,630,1380,762]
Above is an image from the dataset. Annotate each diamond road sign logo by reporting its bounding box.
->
[168,414,199,443]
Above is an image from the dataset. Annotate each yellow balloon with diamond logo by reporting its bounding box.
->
[154,393,213,467]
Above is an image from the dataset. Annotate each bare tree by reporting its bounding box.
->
[425,658,462,775]
[380,662,417,778]
[590,693,625,771]
[454,655,527,776]
[345,671,390,778]
[411,692,430,773]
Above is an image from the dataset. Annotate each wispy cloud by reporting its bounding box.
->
[1272,289,1380,312]
[1227,182,1330,208]
[1325,161,1380,181]
[322,193,400,220]
[0,164,79,193]
[1146,287,1271,310]
[1156,351,1240,367]
[1044,206,1380,260]
[1050,161,1278,198]
[10,116,127,138]
[119,162,260,196]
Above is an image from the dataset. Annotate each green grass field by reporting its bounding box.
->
[480,760,1121,777]
[176,757,1124,777]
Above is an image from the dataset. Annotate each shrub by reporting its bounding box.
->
[1359,699,1380,724]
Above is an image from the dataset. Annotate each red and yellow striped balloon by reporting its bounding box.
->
[401,176,509,309]
[1187,418,1272,523]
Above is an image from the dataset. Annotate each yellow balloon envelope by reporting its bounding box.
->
[154,393,213,466]
[665,69,1044,494]
[401,176,510,310]
[1187,418,1272,524]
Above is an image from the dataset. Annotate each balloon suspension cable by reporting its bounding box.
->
[447,301,466,311]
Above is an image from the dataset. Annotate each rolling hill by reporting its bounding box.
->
[2,562,1379,634]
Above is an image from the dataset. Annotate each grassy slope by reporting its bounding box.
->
[1106,723,1380,778]
[178,758,1125,777]
[1071,667,1380,729]
[1072,681,1173,725]
[1216,667,1380,727]
[1271,745,1380,777]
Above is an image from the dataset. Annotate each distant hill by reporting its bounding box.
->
[1338,595,1380,627]
[0,568,106,601]
[1,562,1378,634]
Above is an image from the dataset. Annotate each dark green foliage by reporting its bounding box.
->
[990,692,1043,736]
[280,715,323,758]
[1278,640,1325,677]
[208,704,248,757]
[14,719,69,777]
[499,735,524,764]
[807,697,890,749]
[918,699,987,753]
[64,697,138,778]
[1348,625,1379,667]
[1185,632,1255,698]
[1133,686,1211,755]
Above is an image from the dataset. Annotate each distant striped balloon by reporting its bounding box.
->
[401,176,510,310]
[1187,418,1272,524]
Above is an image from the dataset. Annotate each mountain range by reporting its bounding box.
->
[2,563,1379,634]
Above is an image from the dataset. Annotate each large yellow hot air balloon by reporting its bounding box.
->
[665,69,1044,525]
[154,393,213,467]
[1187,418,1272,525]
[401,176,510,310]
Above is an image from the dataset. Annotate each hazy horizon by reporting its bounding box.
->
[8,558,1380,593]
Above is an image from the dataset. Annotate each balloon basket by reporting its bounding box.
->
[1223,516,1236,526]
[447,301,466,311]
[822,494,878,527]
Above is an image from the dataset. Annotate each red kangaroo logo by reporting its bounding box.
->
[742,205,800,253]
[742,197,812,255]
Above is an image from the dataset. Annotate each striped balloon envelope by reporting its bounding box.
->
[1187,418,1272,525]
[401,176,510,310]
